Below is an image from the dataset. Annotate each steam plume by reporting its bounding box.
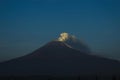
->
[57,32,91,53]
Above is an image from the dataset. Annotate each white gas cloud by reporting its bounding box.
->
[57,32,91,53]
[58,32,69,41]
[58,32,77,42]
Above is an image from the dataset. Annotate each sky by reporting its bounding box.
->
[0,0,120,61]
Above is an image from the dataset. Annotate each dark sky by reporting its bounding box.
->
[0,0,120,61]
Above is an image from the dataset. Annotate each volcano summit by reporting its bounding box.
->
[57,32,91,53]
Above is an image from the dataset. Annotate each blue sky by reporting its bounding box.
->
[0,0,120,61]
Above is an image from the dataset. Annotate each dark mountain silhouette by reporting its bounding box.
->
[0,41,120,76]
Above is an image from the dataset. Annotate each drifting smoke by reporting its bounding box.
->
[58,32,77,42]
[58,32,69,41]
[57,32,91,53]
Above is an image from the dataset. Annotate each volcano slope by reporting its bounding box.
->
[0,41,120,77]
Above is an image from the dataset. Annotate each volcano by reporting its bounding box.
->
[0,33,120,76]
